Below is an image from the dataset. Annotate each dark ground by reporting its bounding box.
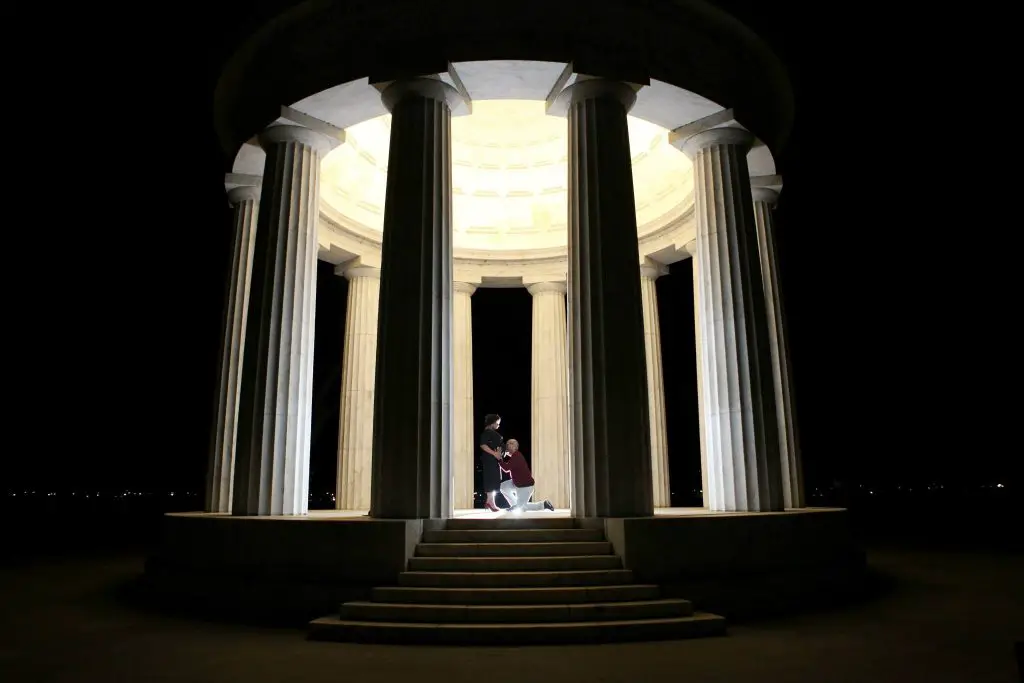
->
[0,495,1021,683]
[0,546,1020,683]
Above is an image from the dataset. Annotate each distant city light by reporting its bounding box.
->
[0,481,1011,499]
[5,490,204,497]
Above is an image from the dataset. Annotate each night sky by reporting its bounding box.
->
[11,2,1015,505]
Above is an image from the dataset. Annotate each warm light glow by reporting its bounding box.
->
[320,100,693,254]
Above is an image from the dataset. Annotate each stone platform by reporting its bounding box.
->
[144,507,863,626]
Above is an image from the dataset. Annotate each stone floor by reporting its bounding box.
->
[1,547,1021,683]
[173,506,837,520]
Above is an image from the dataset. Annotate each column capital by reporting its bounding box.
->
[225,171,262,191]
[259,124,335,155]
[683,240,697,257]
[679,126,755,158]
[752,187,780,206]
[453,281,477,295]
[379,77,464,114]
[569,78,637,109]
[335,264,380,281]
[640,260,668,280]
[548,78,638,117]
[226,184,260,206]
[527,281,567,296]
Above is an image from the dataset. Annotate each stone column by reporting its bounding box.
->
[232,124,331,516]
[640,264,671,508]
[684,241,710,508]
[528,282,570,509]
[206,182,260,513]
[680,127,784,512]
[565,79,653,518]
[336,265,381,510]
[369,78,460,519]
[453,281,476,510]
[752,188,804,508]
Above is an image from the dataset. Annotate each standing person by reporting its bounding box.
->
[499,439,555,512]
[479,413,505,512]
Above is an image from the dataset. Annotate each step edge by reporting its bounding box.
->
[343,599,691,608]
[313,612,724,628]
[410,555,619,560]
[400,570,632,576]
[374,584,659,592]
[418,541,610,546]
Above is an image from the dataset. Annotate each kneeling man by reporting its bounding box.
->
[499,439,555,512]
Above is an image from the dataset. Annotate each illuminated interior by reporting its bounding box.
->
[320,100,694,255]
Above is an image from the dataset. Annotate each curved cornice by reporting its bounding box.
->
[213,0,793,164]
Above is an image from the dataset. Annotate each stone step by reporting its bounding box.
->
[372,584,661,605]
[423,528,605,543]
[338,598,694,623]
[408,554,621,572]
[445,517,576,530]
[416,541,612,557]
[309,613,727,644]
[398,569,634,588]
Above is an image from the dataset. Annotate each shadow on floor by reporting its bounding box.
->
[3,547,1022,683]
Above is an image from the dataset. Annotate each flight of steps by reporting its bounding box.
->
[309,516,726,644]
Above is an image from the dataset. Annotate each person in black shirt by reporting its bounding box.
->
[479,413,505,512]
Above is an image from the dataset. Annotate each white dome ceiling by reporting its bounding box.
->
[320,100,693,254]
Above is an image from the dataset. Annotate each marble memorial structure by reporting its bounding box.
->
[148,0,861,644]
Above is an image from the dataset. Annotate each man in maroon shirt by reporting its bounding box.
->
[499,439,555,512]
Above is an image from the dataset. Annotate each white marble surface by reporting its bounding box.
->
[452,282,477,509]
[684,240,710,508]
[368,80,454,519]
[640,262,671,507]
[175,506,833,521]
[336,265,380,510]
[232,125,329,516]
[206,184,260,513]
[566,80,654,518]
[753,188,804,508]
[528,282,570,508]
[684,126,784,512]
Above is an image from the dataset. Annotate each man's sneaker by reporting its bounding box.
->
[543,500,554,511]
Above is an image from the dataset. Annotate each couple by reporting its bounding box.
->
[479,413,555,513]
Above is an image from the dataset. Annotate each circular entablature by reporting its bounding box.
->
[319,99,694,259]
[227,58,787,282]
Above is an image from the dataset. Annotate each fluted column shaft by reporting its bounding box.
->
[566,79,653,518]
[370,78,456,519]
[685,242,710,507]
[206,184,260,513]
[232,125,330,516]
[336,266,381,510]
[753,188,804,508]
[682,127,783,512]
[528,282,570,508]
[640,266,671,508]
[453,282,476,509]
